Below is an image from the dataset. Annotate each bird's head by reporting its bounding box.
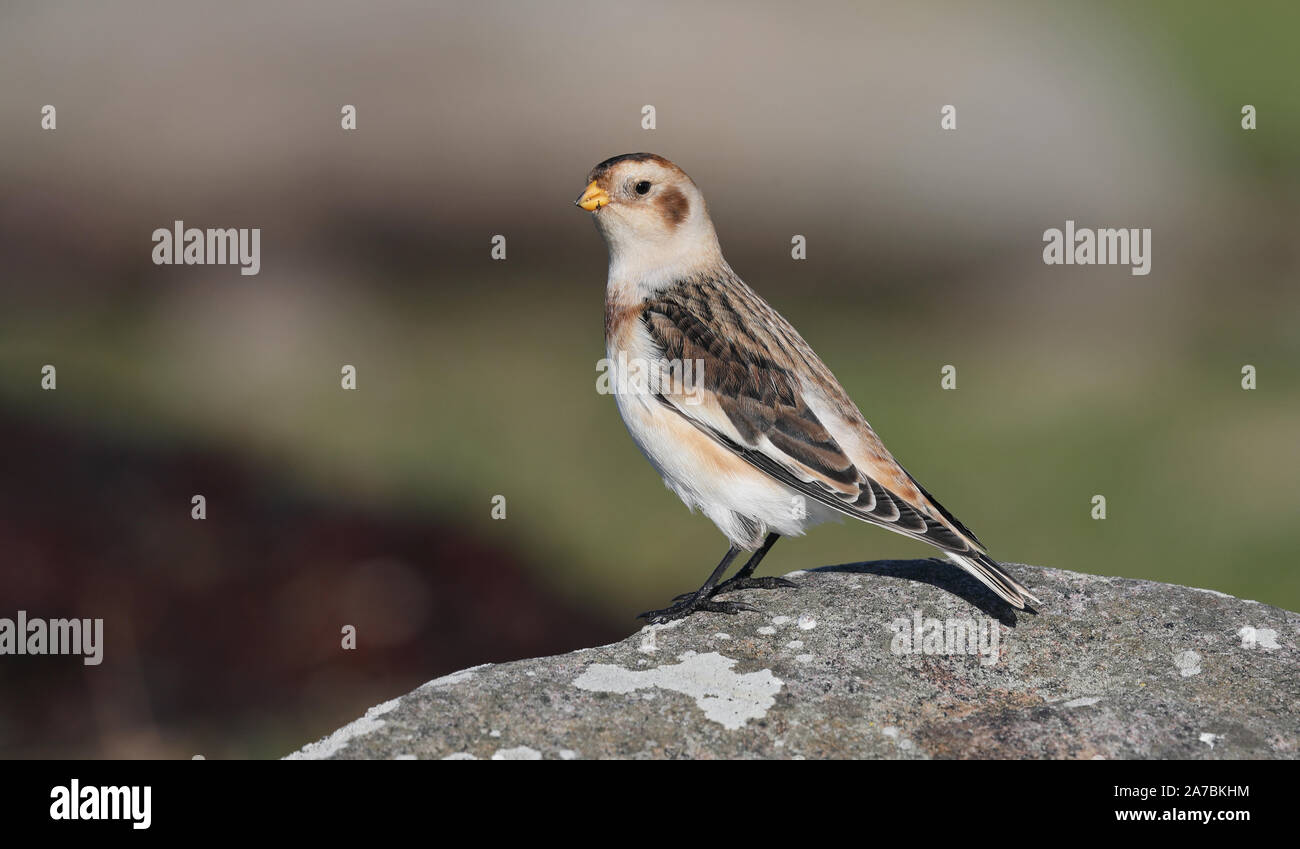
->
[576,153,721,285]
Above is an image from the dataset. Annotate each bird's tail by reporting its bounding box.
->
[943,550,1041,609]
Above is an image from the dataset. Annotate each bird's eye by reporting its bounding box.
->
[634,180,652,195]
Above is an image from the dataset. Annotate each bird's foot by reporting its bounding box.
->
[637,596,758,625]
[671,575,798,603]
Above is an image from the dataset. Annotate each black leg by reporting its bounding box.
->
[646,534,801,622]
[637,544,759,624]
[731,532,782,582]
[673,533,798,600]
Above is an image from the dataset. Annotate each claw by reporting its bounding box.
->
[637,597,758,624]
[673,576,798,602]
[718,576,798,594]
[698,600,758,615]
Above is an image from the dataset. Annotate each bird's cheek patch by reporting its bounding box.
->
[657,188,690,227]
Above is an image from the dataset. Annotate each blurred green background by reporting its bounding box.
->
[0,1,1296,757]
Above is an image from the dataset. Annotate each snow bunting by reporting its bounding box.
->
[577,153,1039,622]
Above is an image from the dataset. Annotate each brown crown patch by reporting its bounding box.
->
[587,152,678,184]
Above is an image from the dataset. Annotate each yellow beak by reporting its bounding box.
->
[575,180,610,211]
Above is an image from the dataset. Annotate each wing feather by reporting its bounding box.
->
[641,280,983,559]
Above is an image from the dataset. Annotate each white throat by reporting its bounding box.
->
[603,214,724,302]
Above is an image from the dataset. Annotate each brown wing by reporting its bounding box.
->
[641,275,981,556]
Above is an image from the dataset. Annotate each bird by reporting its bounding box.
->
[576,153,1040,623]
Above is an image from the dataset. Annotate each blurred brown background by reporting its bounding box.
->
[1,1,1297,758]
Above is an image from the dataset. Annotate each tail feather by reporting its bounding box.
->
[943,551,1041,609]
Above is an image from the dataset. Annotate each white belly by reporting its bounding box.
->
[606,329,836,549]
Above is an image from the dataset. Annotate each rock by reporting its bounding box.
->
[286,561,1299,759]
